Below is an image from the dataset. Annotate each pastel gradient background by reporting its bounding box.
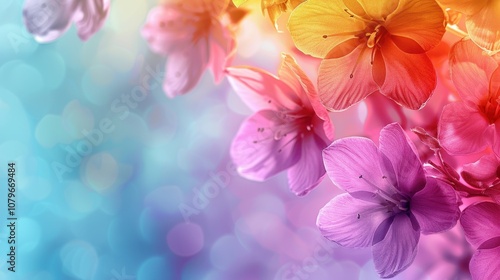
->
[0,0,471,279]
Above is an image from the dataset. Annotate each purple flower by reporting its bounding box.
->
[23,0,110,43]
[461,202,500,280]
[317,123,460,278]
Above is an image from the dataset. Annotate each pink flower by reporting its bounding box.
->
[461,201,500,280]
[318,123,460,278]
[439,39,500,156]
[141,0,236,98]
[461,154,500,189]
[23,0,110,42]
[227,54,334,196]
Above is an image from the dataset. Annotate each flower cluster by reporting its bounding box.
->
[22,0,500,278]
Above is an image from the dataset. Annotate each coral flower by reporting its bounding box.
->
[439,39,500,156]
[227,54,334,196]
[461,202,500,280]
[288,0,445,111]
[142,0,236,97]
[318,123,460,277]
[438,0,500,53]
[23,0,110,42]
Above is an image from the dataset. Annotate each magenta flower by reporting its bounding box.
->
[23,0,110,42]
[461,202,500,280]
[227,54,334,196]
[439,39,500,156]
[318,123,460,278]
[141,0,236,98]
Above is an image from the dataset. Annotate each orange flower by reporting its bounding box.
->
[233,0,304,29]
[438,0,500,53]
[288,0,445,111]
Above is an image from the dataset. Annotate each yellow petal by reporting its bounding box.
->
[232,0,248,7]
[357,0,398,19]
[466,1,500,53]
[386,0,445,52]
[437,0,488,15]
[288,0,365,58]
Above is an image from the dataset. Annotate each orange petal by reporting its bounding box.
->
[318,43,379,111]
[466,1,500,53]
[386,0,445,52]
[379,38,436,110]
[357,0,398,19]
[437,0,488,15]
[288,0,365,58]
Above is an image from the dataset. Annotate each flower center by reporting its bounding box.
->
[358,174,410,213]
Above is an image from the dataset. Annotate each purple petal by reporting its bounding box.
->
[379,123,426,195]
[461,202,500,248]
[410,177,460,234]
[74,0,110,41]
[323,137,394,194]
[317,193,391,248]
[23,0,78,43]
[372,214,420,278]
[287,133,328,196]
[470,246,500,280]
[230,110,301,181]
[163,39,210,97]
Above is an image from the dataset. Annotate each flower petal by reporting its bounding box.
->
[288,0,365,58]
[411,177,460,234]
[230,110,302,181]
[287,133,328,196]
[461,202,500,248]
[323,137,395,194]
[372,214,420,278]
[23,0,78,43]
[208,21,234,84]
[357,0,397,20]
[386,0,445,52]
[318,43,379,111]
[317,193,390,248]
[438,102,492,155]
[437,0,488,15]
[449,39,498,104]
[74,0,110,41]
[462,154,500,188]
[470,246,500,280]
[226,66,302,112]
[378,37,436,110]
[378,123,426,195]
[466,2,500,53]
[163,39,210,97]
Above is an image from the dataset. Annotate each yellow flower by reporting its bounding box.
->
[233,0,304,29]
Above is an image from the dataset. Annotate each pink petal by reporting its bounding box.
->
[318,43,379,111]
[287,133,328,196]
[208,21,233,84]
[470,246,500,280]
[74,0,110,41]
[410,178,460,234]
[378,37,436,110]
[317,194,390,248]
[438,102,493,155]
[230,110,302,181]
[449,39,498,104]
[23,0,79,43]
[461,202,500,248]
[163,39,210,97]
[378,123,426,195]
[462,154,500,188]
[494,121,500,156]
[372,214,420,278]
[323,137,395,194]
[226,67,302,112]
